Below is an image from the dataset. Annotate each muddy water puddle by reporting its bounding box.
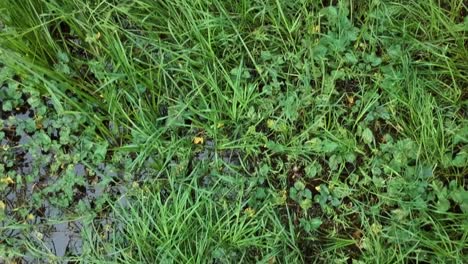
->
[0,107,129,262]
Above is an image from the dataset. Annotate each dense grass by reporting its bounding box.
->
[0,0,467,263]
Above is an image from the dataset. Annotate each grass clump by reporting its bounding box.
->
[83,177,302,263]
[0,0,467,263]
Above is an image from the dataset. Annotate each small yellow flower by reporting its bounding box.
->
[27,214,35,221]
[193,136,204,145]
[244,207,256,218]
[315,186,321,192]
[0,177,14,185]
[267,119,275,129]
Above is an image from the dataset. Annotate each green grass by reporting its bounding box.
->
[81,177,302,263]
[0,0,467,263]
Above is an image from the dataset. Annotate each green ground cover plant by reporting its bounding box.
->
[0,0,467,263]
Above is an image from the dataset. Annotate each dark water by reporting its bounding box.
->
[0,107,125,261]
